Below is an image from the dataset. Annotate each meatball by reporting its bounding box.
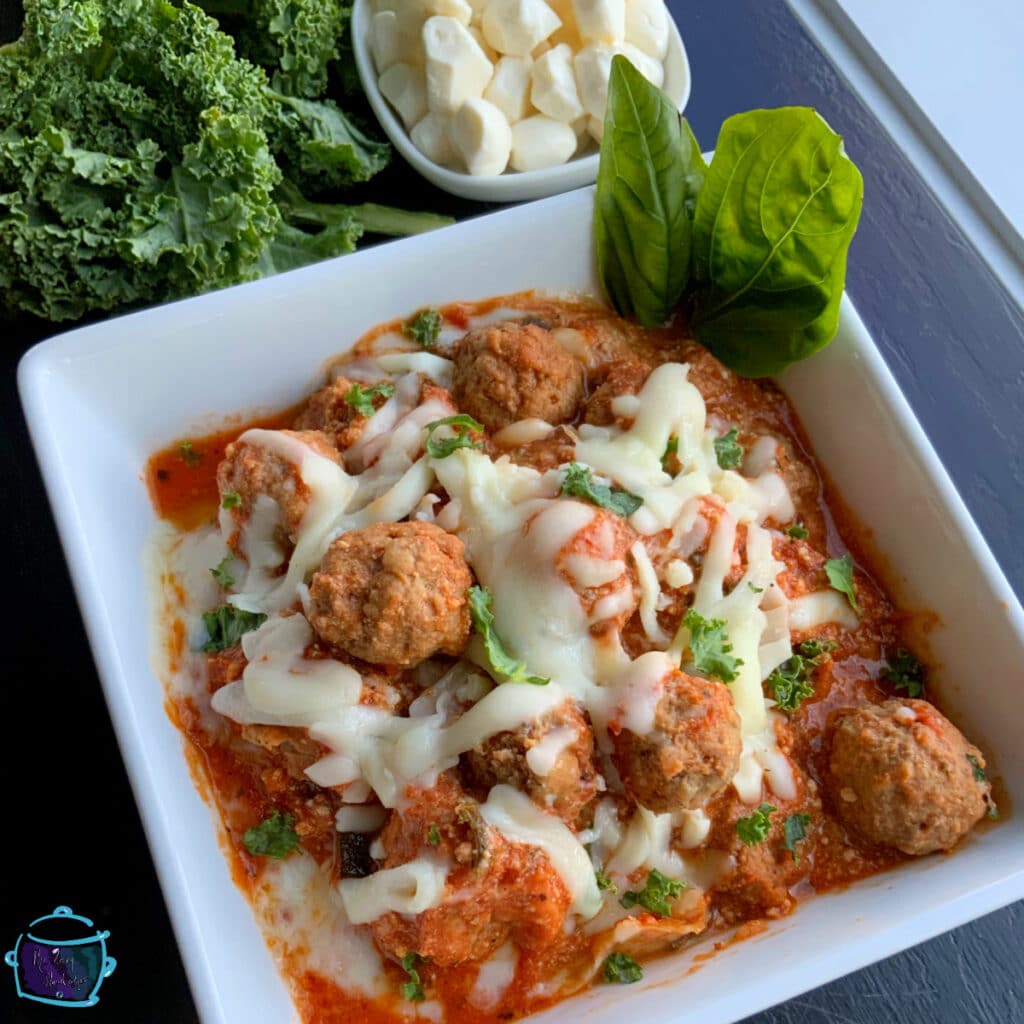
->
[826,699,992,855]
[370,774,572,966]
[308,521,472,667]
[610,667,742,813]
[217,429,339,546]
[463,700,599,826]
[293,375,391,451]
[583,360,651,427]
[452,321,585,430]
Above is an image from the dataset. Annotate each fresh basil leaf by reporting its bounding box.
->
[691,107,864,377]
[736,803,776,846]
[561,463,643,517]
[467,585,549,686]
[424,414,484,458]
[595,55,692,327]
[824,553,861,614]
[200,606,267,652]
[679,117,708,217]
[683,608,742,683]
[713,427,743,469]
[602,952,643,984]
[243,810,300,859]
[782,812,811,863]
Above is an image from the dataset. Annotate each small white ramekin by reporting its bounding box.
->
[351,0,692,203]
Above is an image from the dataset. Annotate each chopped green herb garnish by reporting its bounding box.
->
[427,824,441,847]
[966,754,987,783]
[713,427,743,470]
[400,952,425,1002]
[404,309,442,348]
[602,952,643,984]
[782,812,811,863]
[179,440,202,467]
[795,638,837,659]
[988,801,1000,820]
[468,585,549,686]
[425,414,485,458]
[619,868,686,917]
[766,655,817,712]
[596,868,618,894]
[221,491,242,509]
[736,803,776,846]
[210,556,235,589]
[344,381,394,417]
[824,553,860,614]
[661,436,679,474]
[882,648,925,698]
[748,582,764,594]
[561,463,643,517]
[200,606,267,653]
[683,608,742,683]
[243,810,300,859]
[783,522,809,540]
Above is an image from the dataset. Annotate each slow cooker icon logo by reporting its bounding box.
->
[5,905,117,1007]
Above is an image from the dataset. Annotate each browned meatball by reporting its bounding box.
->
[826,699,992,855]
[583,360,651,427]
[463,700,599,827]
[217,429,340,547]
[308,521,472,667]
[371,774,572,966]
[452,322,585,430]
[610,668,742,813]
[293,375,391,451]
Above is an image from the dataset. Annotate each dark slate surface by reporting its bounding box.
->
[2,1,1021,1022]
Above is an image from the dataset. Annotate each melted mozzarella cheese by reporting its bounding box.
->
[339,858,449,924]
[607,806,684,879]
[631,540,669,646]
[228,430,358,614]
[788,590,859,630]
[479,785,601,918]
[525,726,577,777]
[471,943,519,1009]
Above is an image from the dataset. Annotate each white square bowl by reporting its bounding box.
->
[18,186,1024,1024]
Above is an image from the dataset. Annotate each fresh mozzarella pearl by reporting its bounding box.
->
[531,43,584,122]
[378,62,428,128]
[510,115,578,171]
[481,0,562,58]
[484,56,534,124]
[450,98,513,176]
[423,16,495,113]
[573,0,626,44]
[411,112,456,165]
[625,0,670,60]
[370,11,423,72]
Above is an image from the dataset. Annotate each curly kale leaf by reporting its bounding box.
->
[198,0,350,99]
[267,89,389,193]
[0,0,279,321]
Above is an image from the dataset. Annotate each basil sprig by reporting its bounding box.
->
[595,56,864,377]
